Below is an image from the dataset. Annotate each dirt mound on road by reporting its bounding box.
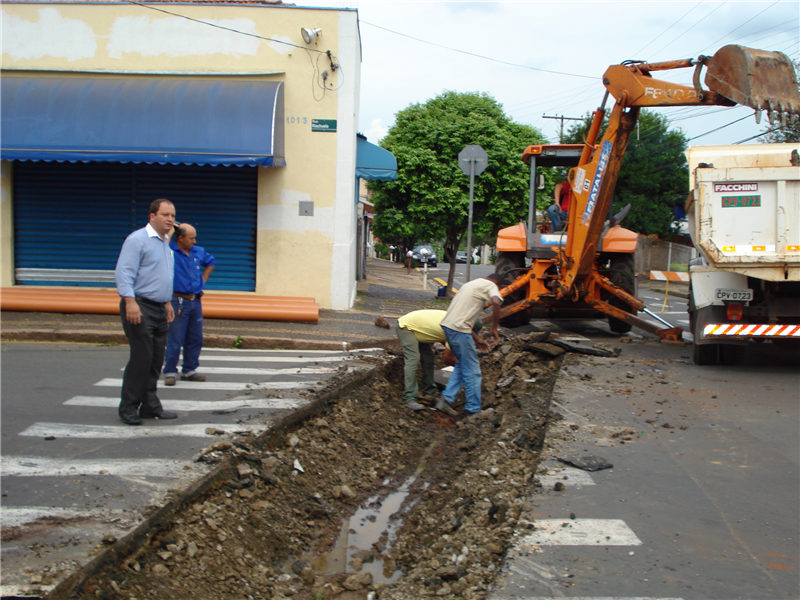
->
[67,332,563,600]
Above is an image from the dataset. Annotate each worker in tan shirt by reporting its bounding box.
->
[436,274,502,417]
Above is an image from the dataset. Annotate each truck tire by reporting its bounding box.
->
[719,344,744,365]
[605,254,636,334]
[693,342,719,365]
[495,252,530,326]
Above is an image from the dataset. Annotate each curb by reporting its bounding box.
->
[0,329,397,352]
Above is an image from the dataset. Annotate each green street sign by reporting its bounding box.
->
[312,119,337,132]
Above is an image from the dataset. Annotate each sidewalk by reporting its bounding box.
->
[0,262,688,349]
[0,258,447,350]
[637,274,689,299]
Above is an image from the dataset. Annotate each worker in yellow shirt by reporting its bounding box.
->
[396,309,483,412]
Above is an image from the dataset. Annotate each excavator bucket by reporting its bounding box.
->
[704,45,800,124]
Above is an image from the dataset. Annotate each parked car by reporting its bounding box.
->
[412,245,437,267]
[455,251,468,264]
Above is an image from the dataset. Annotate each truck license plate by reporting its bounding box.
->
[715,288,753,302]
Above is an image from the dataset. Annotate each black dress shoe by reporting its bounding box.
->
[139,410,178,420]
[120,413,142,426]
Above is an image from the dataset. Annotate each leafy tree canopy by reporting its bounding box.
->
[369,91,546,289]
[564,109,689,238]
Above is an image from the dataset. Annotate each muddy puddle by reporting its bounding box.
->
[298,441,437,586]
[48,331,564,600]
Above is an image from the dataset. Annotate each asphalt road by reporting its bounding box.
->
[490,319,800,600]
[429,263,799,599]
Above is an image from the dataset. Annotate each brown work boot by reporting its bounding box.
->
[181,372,207,382]
[405,400,426,412]
[435,398,458,417]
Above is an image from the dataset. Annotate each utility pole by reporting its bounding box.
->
[542,114,584,143]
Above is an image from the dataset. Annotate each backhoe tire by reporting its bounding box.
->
[605,253,636,334]
[495,251,530,327]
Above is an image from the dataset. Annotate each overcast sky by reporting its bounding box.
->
[298,0,798,147]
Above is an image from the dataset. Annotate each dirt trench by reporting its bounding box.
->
[57,332,564,600]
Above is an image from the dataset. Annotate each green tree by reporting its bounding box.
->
[564,109,688,237]
[759,59,800,144]
[370,91,545,294]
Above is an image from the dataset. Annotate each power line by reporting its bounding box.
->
[122,0,325,53]
[542,115,584,143]
[632,1,704,58]
[359,20,598,81]
[647,0,730,60]
[698,0,782,54]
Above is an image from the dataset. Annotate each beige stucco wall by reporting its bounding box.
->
[0,161,13,288]
[1,2,361,309]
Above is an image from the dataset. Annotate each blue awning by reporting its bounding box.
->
[356,136,397,181]
[1,76,285,167]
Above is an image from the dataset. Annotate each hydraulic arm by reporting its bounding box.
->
[496,45,800,343]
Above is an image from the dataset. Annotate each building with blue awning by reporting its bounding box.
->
[354,133,397,279]
[356,135,397,182]
[2,77,285,167]
[0,1,395,310]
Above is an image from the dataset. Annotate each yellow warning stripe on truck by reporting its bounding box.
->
[721,245,777,253]
[703,324,800,337]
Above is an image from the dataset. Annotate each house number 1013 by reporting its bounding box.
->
[286,117,308,124]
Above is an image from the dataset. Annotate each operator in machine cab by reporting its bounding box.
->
[547,182,572,232]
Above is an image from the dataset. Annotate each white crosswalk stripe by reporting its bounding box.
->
[520,519,642,546]
[537,466,596,487]
[119,365,342,375]
[64,395,308,411]
[203,348,384,354]
[20,422,264,439]
[0,506,134,529]
[511,597,684,600]
[200,354,371,363]
[95,378,316,390]
[2,456,201,478]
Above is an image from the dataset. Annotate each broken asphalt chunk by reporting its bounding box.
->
[558,454,613,471]
[548,339,615,357]
[522,342,566,358]
[495,375,515,389]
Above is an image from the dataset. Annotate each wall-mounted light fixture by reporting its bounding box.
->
[301,28,321,44]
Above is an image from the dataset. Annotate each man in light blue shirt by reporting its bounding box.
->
[114,198,177,425]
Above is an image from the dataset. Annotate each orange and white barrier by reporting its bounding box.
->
[649,271,689,282]
[703,324,800,338]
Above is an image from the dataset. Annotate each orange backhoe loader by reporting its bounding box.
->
[493,45,800,342]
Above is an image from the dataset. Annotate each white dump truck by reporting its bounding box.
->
[686,143,800,365]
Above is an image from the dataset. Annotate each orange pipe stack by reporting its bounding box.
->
[0,288,319,322]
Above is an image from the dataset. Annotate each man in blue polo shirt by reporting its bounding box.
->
[115,198,177,425]
[164,223,216,386]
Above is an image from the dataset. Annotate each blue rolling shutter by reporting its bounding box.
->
[13,162,257,291]
[135,164,258,292]
[13,162,139,286]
